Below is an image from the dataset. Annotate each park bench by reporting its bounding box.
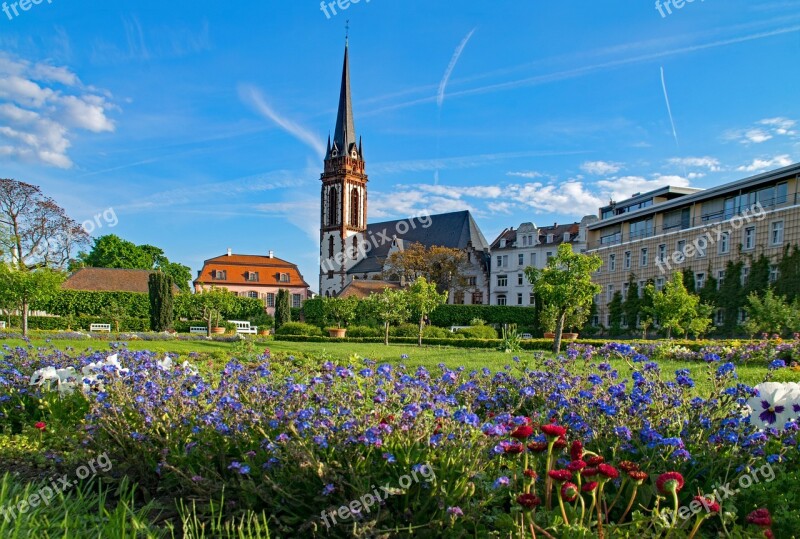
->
[90,323,112,333]
[521,333,533,340]
[449,326,471,333]
[0,321,6,329]
[189,327,208,335]
[228,320,258,335]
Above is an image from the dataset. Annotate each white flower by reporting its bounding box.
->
[157,356,173,370]
[746,383,800,430]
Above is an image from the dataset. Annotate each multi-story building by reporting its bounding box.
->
[194,250,311,316]
[586,163,800,326]
[489,216,597,306]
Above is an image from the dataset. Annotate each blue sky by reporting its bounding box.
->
[1,0,799,288]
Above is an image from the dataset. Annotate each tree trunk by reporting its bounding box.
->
[384,321,390,346]
[21,300,28,337]
[553,312,566,354]
[418,316,424,347]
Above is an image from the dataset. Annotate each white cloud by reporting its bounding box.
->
[581,160,623,175]
[737,155,793,173]
[0,54,115,169]
[725,117,797,145]
[668,156,721,171]
[597,174,690,203]
[506,170,543,179]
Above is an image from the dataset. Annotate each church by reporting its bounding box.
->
[318,42,491,303]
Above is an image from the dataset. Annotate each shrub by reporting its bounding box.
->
[423,326,452,339]
[430,305,535,327]
[301,298,325,327]
[457,325,499,339]
[275,322,324,337]
[390,323,420,337]
[6,315,151,332]
[35,290,150,318]
[346,326,382,338]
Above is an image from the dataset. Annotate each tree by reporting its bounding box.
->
[193,287,235,334]
[77,235,192,291]
[717,260,745,336]
[682,268,696,294]
[384,243,470,296]
[743,289,794,337]
[0,265,64,336]
[775,245,800,303]
[321,296,359,329]
[622,274,640,331]
[525,243,602,353]
[608,291,624,337]
[0,178,89,270]
[148,272,174,332]
[406,277,448,346]
[101,299,127,333]
[363,288,410,345]
[698,264,718,307]
[744,254,770,298]
[275,289,291,330]
[645,272,712,339]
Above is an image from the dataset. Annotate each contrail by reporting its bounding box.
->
[238,83,326,158]
[660,66,680,151]
[437,28,476,107]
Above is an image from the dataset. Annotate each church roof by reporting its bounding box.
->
[348,210,490,274]
[329,44,357,158]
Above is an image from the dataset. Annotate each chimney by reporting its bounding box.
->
[227,248,232,256]
[268,250,274,258]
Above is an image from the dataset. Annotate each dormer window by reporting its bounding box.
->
[246,271,259,282]
[279,273,290,283]
[212,270,227,281]
[546,234,554,243]
[500,239,506,248]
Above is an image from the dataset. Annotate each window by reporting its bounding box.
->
[530,253,537,266]
[744,226,756,250]
[497,295,507,306]
[717,270,726,289]
[500,239,507,248]
[622,282,629,299]
[518,254,525,266]
[328,236,335,258]
[292,294,302,308]
[522,236,527,247]
[607,284,614,302]
[696,272,705,290]
[663,208,690,231]
[247,291,258,299]
[771,221,784,245]
[676,240,686,261]
[247,271,259,282]
[497,275,508,287]
[718,232,730,254]
[350,188,360,227]
[696,236,706,258]
[517,273,524,286]
[546,252,554,261]
[629,217,654,239]
[496,255,503,268]
[212,270,227,280]
[327,270,334,279]
[352,236,358,259]
[624,251,631,269]
[467,276,477,286]
[529,293,535,305]
[741,266,750,286]
[638,280,646,298]
[279,273,290,282]
[640,248,648,267]
[472,292,484,305]
[715,309,724,326]
[266,293,275,308]
[517,293,523,305]
[770,265,779,283]
[609,254,616,272]
[454,291,465,304]
[776,182,789,204]
[657,244,666,263]
[656,277,665,291]
[327,187,338,226]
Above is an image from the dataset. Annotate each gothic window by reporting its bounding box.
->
[350,187,360,227]
[327,187,338,226]
[328,236,335,258]
[352,236,359,259]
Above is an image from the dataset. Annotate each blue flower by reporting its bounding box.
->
[493,476,510,489]
[769,359,786,370]
[322,483,335,496]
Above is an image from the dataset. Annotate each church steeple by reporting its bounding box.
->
[329,43,358,160]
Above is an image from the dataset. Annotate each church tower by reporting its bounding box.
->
[319,41,368,297]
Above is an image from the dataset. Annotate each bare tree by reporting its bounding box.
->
[0,179,89,270]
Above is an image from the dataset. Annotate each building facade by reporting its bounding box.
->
[586,164,800,327]
[489,216,597,306]
[194,250,311,316]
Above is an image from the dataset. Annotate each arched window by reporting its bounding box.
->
[350,187,360,227]
[327,187,338,226]
[328,236,335,258]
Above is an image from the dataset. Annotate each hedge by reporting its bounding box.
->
[35,290,151,318]
[429,305,536,327]
[5,315,150,332]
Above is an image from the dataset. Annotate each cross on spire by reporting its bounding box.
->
[345,20,350,45]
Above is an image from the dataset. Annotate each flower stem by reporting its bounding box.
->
[557,492,571,526]
[596,484,606,539]
[618,485,639,524]
[686,515,704,539]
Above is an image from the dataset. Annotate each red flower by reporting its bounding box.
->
[553,436,568,450]
[581,467,599,478]
[380,415,395,425]
[570,440,584,461]
[504,442,525,454]
[586,456,605,466]
[516,493,542,510]
[628,470,649,484]
[541,424,566,438]
[527,441,549,453]
[567,460,587,472]
[746,508,772,527]
[598,464,619,479]
[511,425,534,440]
[524,469,538,479]
[560,482,579,502]
[656,472,685,495]
[582,481,598,492]
[548,469,573,483]
[764,530,774,539]
[34,422,46,432]
[618,460,639,473]
[693,496,720,514]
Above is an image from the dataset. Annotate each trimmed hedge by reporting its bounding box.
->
[35,290,151,318]
[429,305,536,327]
[5,315,150,332]
[275,322,325,337]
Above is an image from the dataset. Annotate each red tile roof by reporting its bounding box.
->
[338,279,400,299]
[194,253,310,288]
[63,268,179,293]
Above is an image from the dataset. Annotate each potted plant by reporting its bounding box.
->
[322,296,358,338]
[251,312,275,337]
[540,305,558,339]
[193,288,235,336]
[562,304,590,341]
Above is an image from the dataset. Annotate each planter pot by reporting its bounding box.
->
[563,333,579,341]
[328,328,347,339]
[543,332,555,339]
[210,327,225,335]
[259,330,271,337]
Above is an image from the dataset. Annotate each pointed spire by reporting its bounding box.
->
[331,42,357,159]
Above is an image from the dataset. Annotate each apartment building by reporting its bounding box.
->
[586,163,800,326]
[489,216,597,306]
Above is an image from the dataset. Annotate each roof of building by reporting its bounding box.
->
[338,279,401,299]
[347,210,490,274]
[327,43,359,159]
[490,222,581,250]
[599,186,703,213]
[194,253,310,288]
[63,268,180,293]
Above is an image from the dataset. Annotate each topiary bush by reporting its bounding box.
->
[390,323,420,338]
[457,325,499,339]
[275,322,324,337]
[422,326,452,339]
[346,326,382,338]
[429,305,535,327]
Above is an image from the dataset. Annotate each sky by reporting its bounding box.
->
[1,0,799,289]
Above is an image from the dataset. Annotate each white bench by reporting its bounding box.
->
[450,326,471,333]
[228,320,258,335]
[521,333,533,340]
[0,321,5,329]
[189,327,208,335]
[90,323,111,333]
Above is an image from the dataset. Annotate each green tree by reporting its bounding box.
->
[0,265,64,336]
[717,260,745,336]
[645,272,712,339]
[321,296,358,329]
[744,254,771,298]
[698,264,718,307]
[406,277,448,346]
[742,289,794,337]
[682,268,696,294]
[775,245,800,303]
[608,291,624,337]
[101,299,127,333]
[384,243,470,295]
[525,243,602,353]
[364,288,410,345]
[148,272,174,332]
[622,274,640,331]
[275,289,292,330]
[193,287,236,334]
